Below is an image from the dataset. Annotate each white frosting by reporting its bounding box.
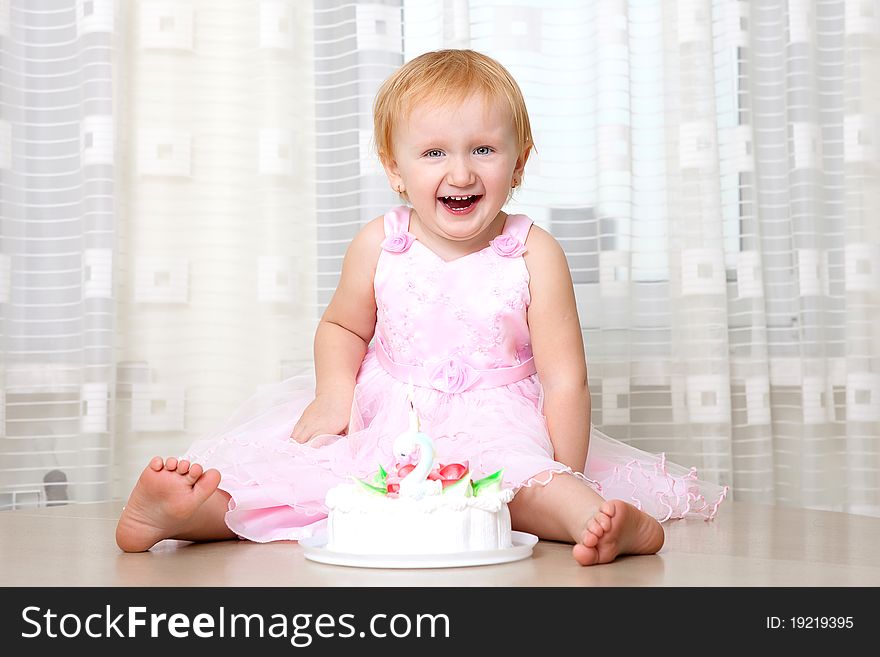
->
[325,483,515,555]
[326,406,514,555]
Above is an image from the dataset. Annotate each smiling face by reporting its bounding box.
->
[382,92,529,253]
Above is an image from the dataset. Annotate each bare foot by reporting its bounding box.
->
[571,499,665,566]
[116,456,223,553]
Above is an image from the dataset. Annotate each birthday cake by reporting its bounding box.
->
[324,402,515,555]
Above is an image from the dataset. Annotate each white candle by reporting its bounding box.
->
[407,375,420,432]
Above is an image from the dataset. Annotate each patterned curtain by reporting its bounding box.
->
[1,0,878,516]
[1,0,117,507]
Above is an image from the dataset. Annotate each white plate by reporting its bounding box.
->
[299,531,538,569]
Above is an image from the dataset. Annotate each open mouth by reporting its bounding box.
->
[439,195,482,214]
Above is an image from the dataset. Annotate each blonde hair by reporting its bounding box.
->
[373,49,534,166]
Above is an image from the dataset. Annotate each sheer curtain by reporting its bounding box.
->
[1,0,318,504]
[1,0,878,516]
[111,0,316,497]
[1,0,117,508]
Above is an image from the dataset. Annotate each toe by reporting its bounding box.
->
[193,468,222,501]
[596,512,612,532]
[572,543,599,566]
[176,459,191,474]
[165,457,178,470]
[581,528,600,548]
[587,518,605,538]
[149,456,164,471]
[184,463,204,485]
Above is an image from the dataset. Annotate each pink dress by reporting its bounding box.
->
[184,206,727,542]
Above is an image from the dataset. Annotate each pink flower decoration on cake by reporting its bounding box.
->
[490,234,527,258]
[429,462,469,489]
[386,461,470,494]
[381,231,416,253]
[429,357,480,393]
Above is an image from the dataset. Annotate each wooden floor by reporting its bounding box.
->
[1,500,879,586]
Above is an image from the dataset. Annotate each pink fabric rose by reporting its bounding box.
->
[381,231,416,253]
[490,234,527,258]
[429,357,480,393]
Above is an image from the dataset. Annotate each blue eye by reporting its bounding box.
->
[424,149,444,158]
[474,146,493,155]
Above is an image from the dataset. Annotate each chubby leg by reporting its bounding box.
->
[508,471,664,566]
[116,456,236,553]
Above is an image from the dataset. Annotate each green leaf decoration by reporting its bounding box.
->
[371,464,388,488]
[441,472,473,498]
[472,470,504,496]
[352,476,388,496]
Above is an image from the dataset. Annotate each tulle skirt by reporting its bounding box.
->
[183,348,728,542]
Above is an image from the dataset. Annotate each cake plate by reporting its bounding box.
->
[299,531,539,569]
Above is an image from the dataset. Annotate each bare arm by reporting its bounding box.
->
[290,217,385,442]
[524,226,592,472]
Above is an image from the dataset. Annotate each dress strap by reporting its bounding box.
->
[383,205,411,236]
[502,214,533,244]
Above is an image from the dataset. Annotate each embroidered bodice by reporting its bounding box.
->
[373,206,535,393]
